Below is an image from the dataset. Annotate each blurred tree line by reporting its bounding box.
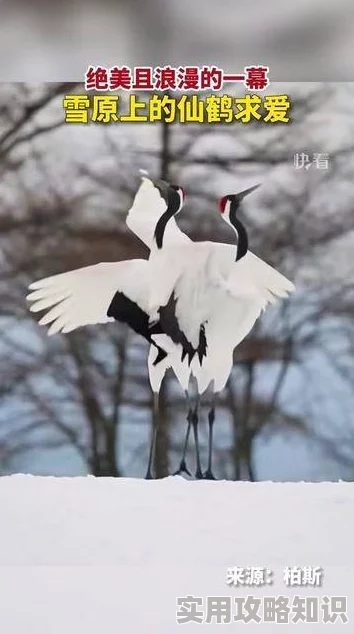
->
[1,82,354,480]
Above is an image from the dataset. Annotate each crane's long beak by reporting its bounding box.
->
[152,177,170,191]
[151,177,183,215]
[143,176,170,205]
[236,183,261,200]
[139,170,169,196]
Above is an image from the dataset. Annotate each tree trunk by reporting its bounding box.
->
[102,333,128,478]
[104,425,121,477]
[154,379,169,478]
[236,429,256,481]
[160,110,170,180]
[150,116,172,477]
[226,377,241,480]
[90,452,120,477]
[227,366,257,481]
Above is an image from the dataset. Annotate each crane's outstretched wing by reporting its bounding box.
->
[26,259,154,336]
[225,251,295,310]
[126,172,190,249]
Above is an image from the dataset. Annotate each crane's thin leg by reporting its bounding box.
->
[145,392,159,479]
[204,393,217,480]
[192,395,203,479]
[174,390,192,476]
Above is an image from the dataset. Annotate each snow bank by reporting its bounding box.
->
[0,475,353,632]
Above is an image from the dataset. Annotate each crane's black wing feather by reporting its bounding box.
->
[157,292,207,366]
[107,291,167,365]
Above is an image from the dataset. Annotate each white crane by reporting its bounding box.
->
[130,183,295,479]
[26,174,193,479]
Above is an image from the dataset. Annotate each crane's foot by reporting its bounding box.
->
[173,460,191,476]
[195,468,204,480]
[203,469,217,480]
[144,470,154,480]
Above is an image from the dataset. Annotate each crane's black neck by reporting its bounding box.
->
[229,201,248,262]
[154,187,181,249]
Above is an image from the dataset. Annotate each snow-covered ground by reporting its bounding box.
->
[0,476,353,632]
